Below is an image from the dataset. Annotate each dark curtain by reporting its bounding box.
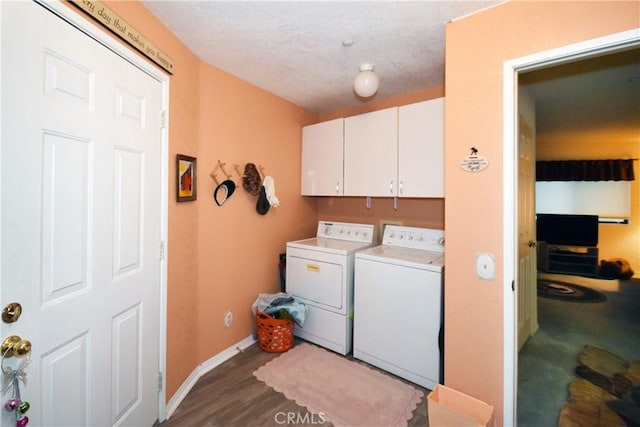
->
[536,159,636,182]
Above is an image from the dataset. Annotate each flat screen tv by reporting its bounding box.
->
[536,214,599,247]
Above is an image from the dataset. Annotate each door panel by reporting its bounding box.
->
[301,119,344,195]
[113,148,144,277]
[42,133,92,302]
[517,88,539,350]
[286,255,344,309]
[1,2,162,425]
[398,98,444,197]
[354,259,441,388]
[41,335,90,425]
[112,305,143,422]
[344,107,398,196]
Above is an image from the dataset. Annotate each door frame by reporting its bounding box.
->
[33,0,171,421]
[502,28,640,426]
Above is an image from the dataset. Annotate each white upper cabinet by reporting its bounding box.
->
[301,118,344,196]
[398,98,444,197]
[344,107,398,196]
[300,98,444,198]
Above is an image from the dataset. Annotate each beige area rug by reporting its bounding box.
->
[253,343,423,427]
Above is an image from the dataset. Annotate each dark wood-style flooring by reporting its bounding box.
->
[157,339,429,427]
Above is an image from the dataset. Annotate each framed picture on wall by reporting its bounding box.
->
[177,154,197,202]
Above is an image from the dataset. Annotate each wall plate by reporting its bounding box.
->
[476,253,496,280]
[224,310,233,328]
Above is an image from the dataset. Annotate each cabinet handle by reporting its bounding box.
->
[390,180,394,194]
[336,182,340,194]
[399,180,403,195]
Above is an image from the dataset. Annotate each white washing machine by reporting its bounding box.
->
[353,225,444,389]
[286,221,375,355]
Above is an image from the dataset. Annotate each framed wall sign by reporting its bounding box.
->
[177,154,197,202]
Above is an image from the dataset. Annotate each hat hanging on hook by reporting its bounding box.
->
[214,180,236,206]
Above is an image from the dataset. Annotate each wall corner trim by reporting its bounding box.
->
[164,335,257,420]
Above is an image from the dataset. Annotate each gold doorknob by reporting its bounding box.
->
[1,335,31,358]
[2,302,22,323]
[13,339,31,356]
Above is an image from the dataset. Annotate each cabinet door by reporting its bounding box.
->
[301,118,344,195]
[344,107,398,196]
[398,98,444,197]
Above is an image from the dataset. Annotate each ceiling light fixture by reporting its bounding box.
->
[353,63,379,98]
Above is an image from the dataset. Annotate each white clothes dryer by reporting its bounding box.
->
[353,225,444,389]
[286,221,375,355]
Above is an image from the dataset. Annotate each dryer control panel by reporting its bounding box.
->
[316,221,374,244]
[382,225,444,253]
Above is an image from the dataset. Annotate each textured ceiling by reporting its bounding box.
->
[142,0,501,113]
[142,1,639,147]
[521,48,640,147]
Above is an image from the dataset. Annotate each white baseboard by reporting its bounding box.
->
[164,335,257,419]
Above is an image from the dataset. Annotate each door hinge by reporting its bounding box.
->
[160,110,167,129]
[158,372,163,392]
[160,241,165,260]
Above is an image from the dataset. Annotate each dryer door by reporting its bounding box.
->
[286,250,344,310]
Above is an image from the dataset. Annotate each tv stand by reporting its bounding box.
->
[538,242,599,277]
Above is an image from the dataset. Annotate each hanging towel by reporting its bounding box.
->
[263,176,280,207]
[251,292,307,327]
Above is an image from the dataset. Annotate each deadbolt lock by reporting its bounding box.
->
[1,335,31,358]
[2,302,22,323]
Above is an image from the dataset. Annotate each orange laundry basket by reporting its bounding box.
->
[256,311,294,353]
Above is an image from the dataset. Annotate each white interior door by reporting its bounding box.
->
[1,2,163,425]
[517,87,538,350]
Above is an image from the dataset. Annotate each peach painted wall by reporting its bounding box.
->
[445,1,639,424]
[67,0,318,400]
[194,61,318,363]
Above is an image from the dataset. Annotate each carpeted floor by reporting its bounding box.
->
[517,273,640,426]
[537,277,608,303]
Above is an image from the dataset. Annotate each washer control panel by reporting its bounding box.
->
[382,225,444,253]
[316,221,375,244]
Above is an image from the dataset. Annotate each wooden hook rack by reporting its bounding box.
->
[210,171,220,185]
[233,164,245,178]
[210,160,233,186]
[212,162,268,184]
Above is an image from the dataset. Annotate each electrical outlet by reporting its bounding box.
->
[224,310,233,328]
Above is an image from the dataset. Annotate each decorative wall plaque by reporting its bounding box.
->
[70,0,174,74]
[460,147,489,173]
